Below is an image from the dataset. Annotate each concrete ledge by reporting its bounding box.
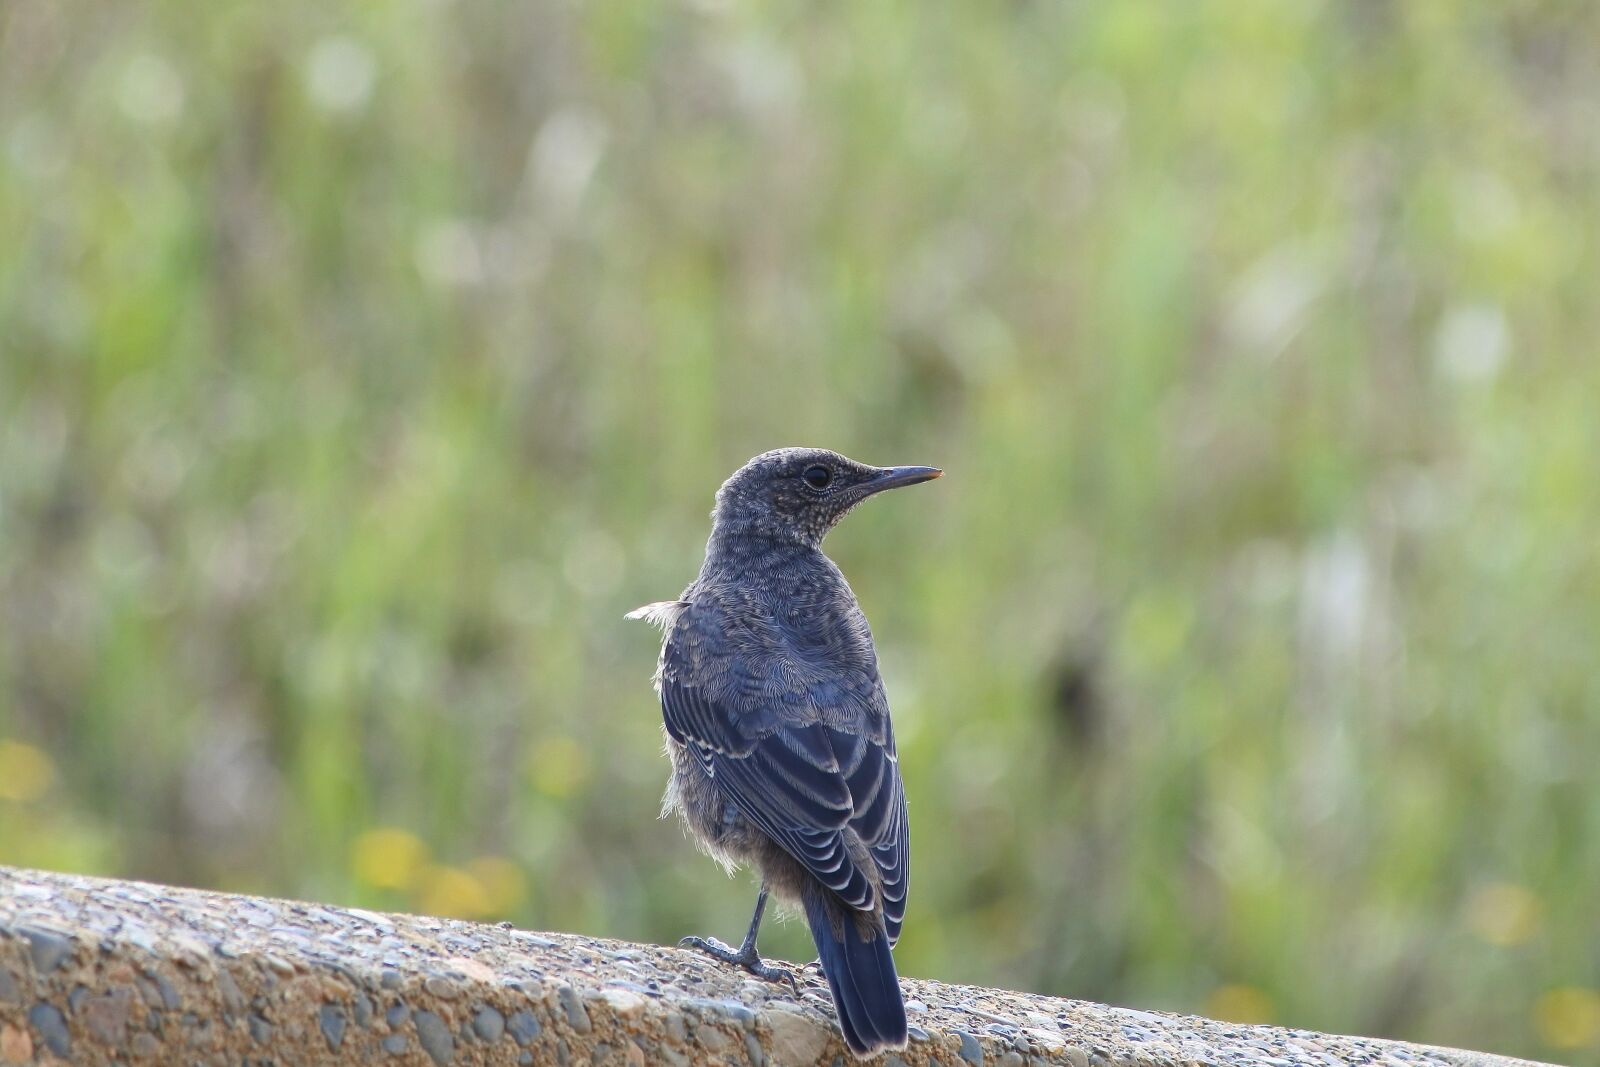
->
[0,866,1547,1066]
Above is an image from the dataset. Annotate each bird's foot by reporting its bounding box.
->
[679,935,800,995]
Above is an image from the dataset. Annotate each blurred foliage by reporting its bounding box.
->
[3,1,1600,1061]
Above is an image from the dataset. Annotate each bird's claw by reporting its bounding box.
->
[678,934,732,954]
[679,936,801,997]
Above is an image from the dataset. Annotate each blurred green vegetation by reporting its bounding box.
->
[4,1,1600,1061]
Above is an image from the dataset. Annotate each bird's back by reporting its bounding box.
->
[684,544,888,719]
[699,541,876,653]
[664,539,907,925]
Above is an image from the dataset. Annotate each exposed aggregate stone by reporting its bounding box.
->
[0,865,1554,1067]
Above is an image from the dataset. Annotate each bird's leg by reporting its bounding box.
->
[680,886,798,993]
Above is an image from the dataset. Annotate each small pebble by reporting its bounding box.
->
[80,989,133,1044]
[248,1013,274,1044]
[382,1033,408,1055]
[607,980,657,997]
[320,1004,347,1051]
[424,975,461,999]
[601,988,646,1016]
[387,1002,411,1028]
[514,932,558,948]
[68,984,91,1014]
[697,1024,733,1053]
[473,1006,505,1042]
[28,1002,71,1057]
[20,927,74,974]
[0,1024,32,1062]
[415,1010,455,1065]
[957,1031,984,1065]
[507,1010,542,1045]
[381,969,404,989]
[557,986,592,1032]
[213,967,246,1015]
[154,976,181,1011]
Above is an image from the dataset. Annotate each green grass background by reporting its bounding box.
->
[4,1,1599,1060]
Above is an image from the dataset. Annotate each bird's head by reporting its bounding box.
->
[711,447,941,547]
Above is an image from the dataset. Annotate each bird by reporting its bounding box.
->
[628,447,941,1057]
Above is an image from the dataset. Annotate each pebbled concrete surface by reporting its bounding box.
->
[0,866,1553,1066]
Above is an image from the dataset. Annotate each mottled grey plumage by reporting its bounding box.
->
[629,447,941,1057]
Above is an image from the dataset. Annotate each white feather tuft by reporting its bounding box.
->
[624,600,688,628]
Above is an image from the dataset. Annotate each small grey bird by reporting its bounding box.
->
[629,447,941,1057]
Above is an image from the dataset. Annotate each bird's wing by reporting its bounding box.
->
[659,601,908,923]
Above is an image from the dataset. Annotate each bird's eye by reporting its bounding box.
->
[802,464,833,490]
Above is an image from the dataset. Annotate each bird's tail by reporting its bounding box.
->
[801,881,907,1057]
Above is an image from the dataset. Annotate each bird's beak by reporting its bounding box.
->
[863,465,943,495]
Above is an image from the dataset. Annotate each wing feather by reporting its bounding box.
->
[659,602,908,921]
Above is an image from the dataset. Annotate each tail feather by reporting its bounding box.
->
[802,881,907,1057]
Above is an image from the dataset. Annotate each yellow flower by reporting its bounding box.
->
[416,865,493,919]
[468,856,529,914]
[0,740,56,803]
[349,828,430,891]
[1464,882,1542,947]
[1205,984,1274,1024]
[1534,988,1600,1049]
